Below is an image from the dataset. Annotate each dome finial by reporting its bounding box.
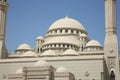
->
[65,15,69,19]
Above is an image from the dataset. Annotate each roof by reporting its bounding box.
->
[86,40,102,47]
[36,36,44,40]
[41,50,58,57]
[16,43,31,50]
[48,16,85,31]
[62,49,79,56]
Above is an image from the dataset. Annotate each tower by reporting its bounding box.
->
[79,33,88,51]
[35,36,44,53]
[0,0,8,59]
[104,0,120,80]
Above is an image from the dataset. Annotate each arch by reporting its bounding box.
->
[110,70,115,80]
[109,64,115,71]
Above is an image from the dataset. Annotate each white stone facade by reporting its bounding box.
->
[0,56,103,80]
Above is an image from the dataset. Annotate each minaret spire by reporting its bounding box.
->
[105,0,116,35]
[104,0,120,80]
[0,0,8,59]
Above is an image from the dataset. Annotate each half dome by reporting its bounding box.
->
[86,40,102,47]
[56,67,68,73]
[16,68,23,74]
[48,16,85,31]
[41,50,57,57]
[36,36,44,40]
[62,49,79,56]
[21,51,36,57]
[34,60,50,67]
[17,43,31,50]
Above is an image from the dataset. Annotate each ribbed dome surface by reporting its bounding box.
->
[44,37,79,46]
[56,67,68,73]
[41,50,57,57]
[34,60,50,67]
[17,43,31,50]
[86,40,102,47]
[48,16,85,31]
[62,49,79,56]
[21,51,36,57]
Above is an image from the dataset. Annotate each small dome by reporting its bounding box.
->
[79,33,88,37]
[44,37,79,46]
[34,60,50,67]
[36,36,44,40]
[48,16,85,31]
[17,43,31,50]
[16,68,23,74]
[62,49,79,56]
[86,40,102,47]
[41,50,57,57]
[56,67,68,73]
[21,51,36,57]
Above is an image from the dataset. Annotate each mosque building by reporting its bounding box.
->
[0,0,119,80]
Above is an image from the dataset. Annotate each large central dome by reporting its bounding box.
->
[43,17,87,53]
[48,16,85,31]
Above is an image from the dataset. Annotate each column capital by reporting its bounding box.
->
[0,2,8,11]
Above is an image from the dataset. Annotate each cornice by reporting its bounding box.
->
[0,55,103,64]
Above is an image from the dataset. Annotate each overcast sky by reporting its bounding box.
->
[6,0,120,53]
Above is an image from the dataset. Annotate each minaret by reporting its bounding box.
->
[0,0,8,59]
[104,0,120,80]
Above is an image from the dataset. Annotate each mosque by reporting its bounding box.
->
[0,0,120,80]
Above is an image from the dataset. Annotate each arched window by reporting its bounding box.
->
[55,30,57,33]
[40,48,42,52]
[76,30,78,34]
[71,30,73,33]
[67,45,69,48]
[54,44,56,47]
[60,29,62,33]
[58,44,61,47]
[81,45,83,51]
[63,44,65,47]
[65,29,68,33]
[110,71,115,80]
[52,31,54,34]
[37,48,39,53]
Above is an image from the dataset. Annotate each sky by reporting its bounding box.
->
[5,0,120,53]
